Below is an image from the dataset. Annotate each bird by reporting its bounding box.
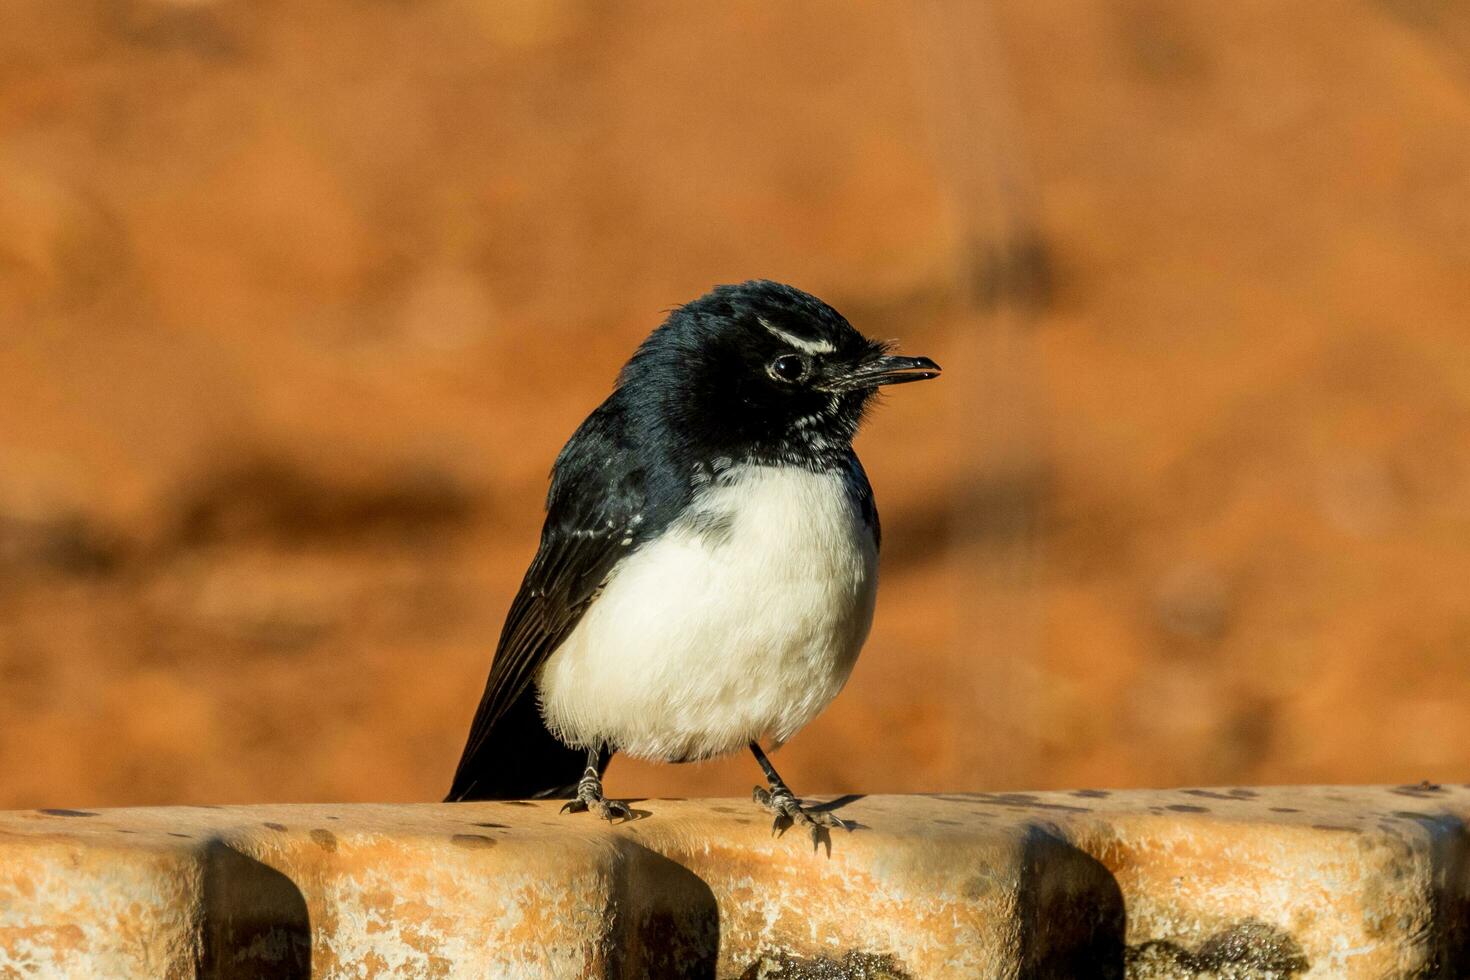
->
[446,279,940,843]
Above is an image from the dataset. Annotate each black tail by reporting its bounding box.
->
[445,687,611,802]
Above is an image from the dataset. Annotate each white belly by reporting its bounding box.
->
[537,463,879,762]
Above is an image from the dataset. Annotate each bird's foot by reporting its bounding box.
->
[560,766,632,823]
[753,781,849,848]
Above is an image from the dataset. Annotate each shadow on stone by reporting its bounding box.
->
[1418,812,1470,976]
[614,842,720,979]
[809,793,866,813]
[200,840,311,979]
[1016,824,1126,979]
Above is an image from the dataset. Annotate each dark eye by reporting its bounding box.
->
[768,354,809,383]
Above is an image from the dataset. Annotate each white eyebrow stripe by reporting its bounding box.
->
[758,317,835,355]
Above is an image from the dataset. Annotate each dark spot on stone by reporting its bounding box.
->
[472,822,509,829]
[501,801,534,807]
[168,832,193,839]
[263,822,287,831]
[972,792,1092,813]
[961,875,995,900]
[1269,807,1301,813]
[1071,789,1110,798]
[935,819,960,826]
[1165,804,1208,813]
[450,833,497,850]
[1182,789,1239,801]
[1311,824,1361,834]
[1127,919,1308,977]
[1228,788,1259,798]
[117,829,136,834]
[325,815,340,820]
[734,818,755,825]
[1196,921,1309,972]
[309,828,338,852]
[710,805,741,814]
[37,808,98,817]
[736,949,912,980]
[1127,940,1194,975]
[1392,811,1440,823]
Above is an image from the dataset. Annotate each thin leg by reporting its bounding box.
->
[749,741,848,848]
[559,746,632,822]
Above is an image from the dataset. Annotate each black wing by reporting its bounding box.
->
[845,450,881,551]
[447,401,654,800]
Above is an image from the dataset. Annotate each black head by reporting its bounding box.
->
[619,280,940,467]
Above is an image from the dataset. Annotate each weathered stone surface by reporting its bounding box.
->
[0,787,1467,978]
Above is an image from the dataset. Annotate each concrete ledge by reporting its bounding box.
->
[1,786,1467,977]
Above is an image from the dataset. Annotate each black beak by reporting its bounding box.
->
[827,353,942,392]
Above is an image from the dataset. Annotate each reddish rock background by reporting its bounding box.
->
[1,0,1468,808]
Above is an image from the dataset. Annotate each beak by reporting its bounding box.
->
[826,353,942,392]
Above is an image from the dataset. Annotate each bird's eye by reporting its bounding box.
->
[768,354,809,383]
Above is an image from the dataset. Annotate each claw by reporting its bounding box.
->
[815,810,849,832]
[753,782,849,849]
[593,799,633,823]
[559,766,631,823]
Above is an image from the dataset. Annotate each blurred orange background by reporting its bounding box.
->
[2,0,1468,809]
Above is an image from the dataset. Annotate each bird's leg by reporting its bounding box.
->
[559,746,632,822]
[749,741,848,846]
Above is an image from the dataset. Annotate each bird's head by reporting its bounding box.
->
[621,280,940,466]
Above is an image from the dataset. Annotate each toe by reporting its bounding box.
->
[586,798,629,823]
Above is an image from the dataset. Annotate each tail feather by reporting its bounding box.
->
[446,688,609,802]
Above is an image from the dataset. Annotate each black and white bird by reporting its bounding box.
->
[446,280,940,842]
